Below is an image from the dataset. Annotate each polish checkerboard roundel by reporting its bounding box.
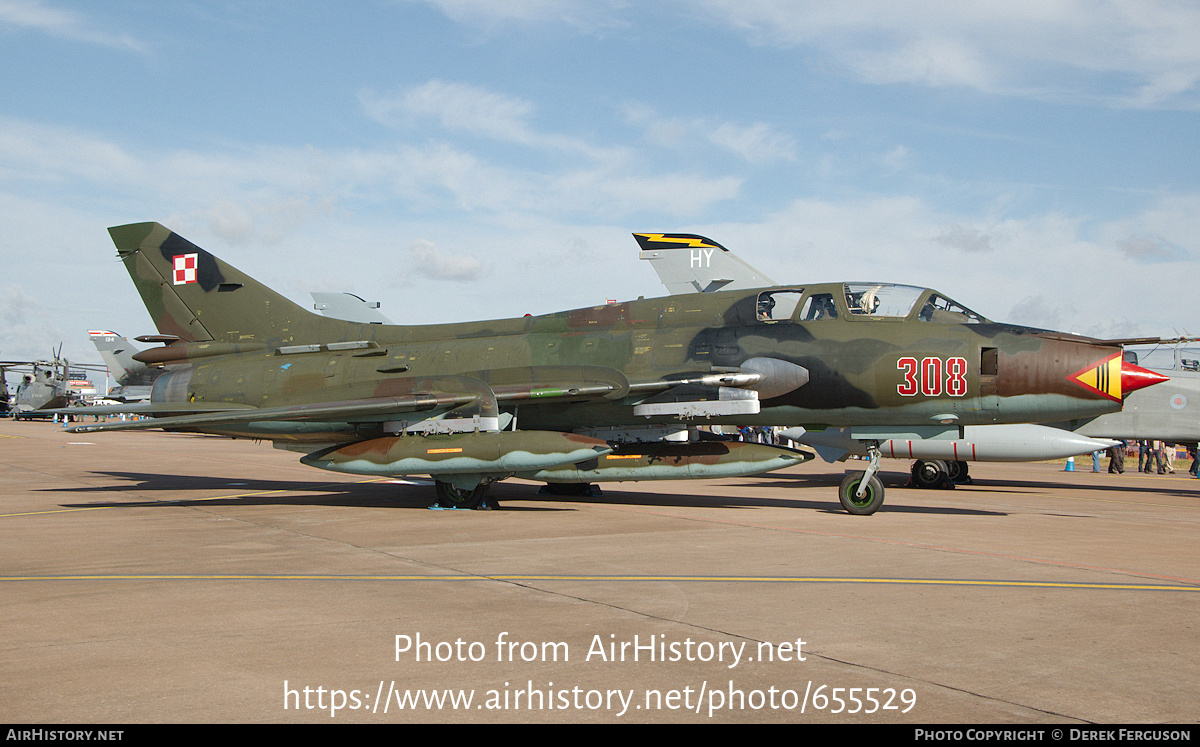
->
[173,253,198,285]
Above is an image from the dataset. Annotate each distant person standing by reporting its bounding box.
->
[1189,445,1198,477]
[1107,440,1126,474]
[1163,442,1176,473]
[1138,440,1151,472]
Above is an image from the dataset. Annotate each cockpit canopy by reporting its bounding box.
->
[754,283,989,324]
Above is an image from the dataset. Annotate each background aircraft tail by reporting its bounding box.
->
[107,223,351,346]
[88,330,147,385]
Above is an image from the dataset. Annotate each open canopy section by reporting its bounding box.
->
[842,283,989,323]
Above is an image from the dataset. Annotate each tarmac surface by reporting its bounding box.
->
[1,417,1197,724]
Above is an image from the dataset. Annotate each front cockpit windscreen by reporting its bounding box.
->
[917,293,988,324]
[843,283,926,318]
[842,283,988,323]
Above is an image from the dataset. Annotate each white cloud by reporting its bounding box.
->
[399,0,629,32]
[363,81,538,144]
[418,0,1200,108]
[362,81,623,161]
[1098,193,1200,262]
[708,122,796,164]
[0,283,67,362]
[0,117,142,186]
[622,104,796,163]
[186,197,338,247]
[0,104,742,253]
[699,192,1200,339]
[1006,294,1068,331]
[1115,236,1181,262]
[551,169,742,218]
[695,0,1200,107]
[407,238,488,281]
[936,224,994,253]
[0,0,144,51]
[880,145,911,173]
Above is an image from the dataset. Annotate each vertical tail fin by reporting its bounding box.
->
[633,232,776,294]
[108,223,351,345]
[88,330,147,385]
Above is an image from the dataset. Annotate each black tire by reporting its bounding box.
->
[434,480,489,509]
[911,460,948,489]
[839,472,884,515]
[946,460,970,484]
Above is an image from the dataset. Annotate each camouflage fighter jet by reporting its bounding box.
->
[638,232,1183,487]
[66,223,1167,514]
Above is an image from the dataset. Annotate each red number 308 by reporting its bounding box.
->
[898,357,968,397]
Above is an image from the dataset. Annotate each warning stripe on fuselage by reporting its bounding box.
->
[884,440,978,461]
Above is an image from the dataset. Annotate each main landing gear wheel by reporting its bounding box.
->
[911,460,955,489]
[839,472,884,515]
[434,480,491,509]
[946,460,970,484]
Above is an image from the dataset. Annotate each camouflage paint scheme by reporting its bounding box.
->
[67,222,1154,512]
[634,231,1179,489]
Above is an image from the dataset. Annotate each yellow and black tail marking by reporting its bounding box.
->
[632,233,727,252]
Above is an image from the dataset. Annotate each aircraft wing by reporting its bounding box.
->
[63,363,796,434]
[51,401,255,417]
[64,366,639,434]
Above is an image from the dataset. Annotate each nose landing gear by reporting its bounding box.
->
[839,441,885,515]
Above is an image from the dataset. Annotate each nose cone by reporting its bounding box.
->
[1067,352,1169,402]
[1121,360,1170,395]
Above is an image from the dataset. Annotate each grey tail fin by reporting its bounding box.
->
[633,232,777,294]
[88,330,148,385]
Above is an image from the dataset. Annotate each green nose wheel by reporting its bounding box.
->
[838,472,883,515]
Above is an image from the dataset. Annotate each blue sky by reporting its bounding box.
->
[3,0,1200,368]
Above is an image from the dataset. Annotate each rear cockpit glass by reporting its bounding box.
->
[755,289,804,322]
[799,293,838,321]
